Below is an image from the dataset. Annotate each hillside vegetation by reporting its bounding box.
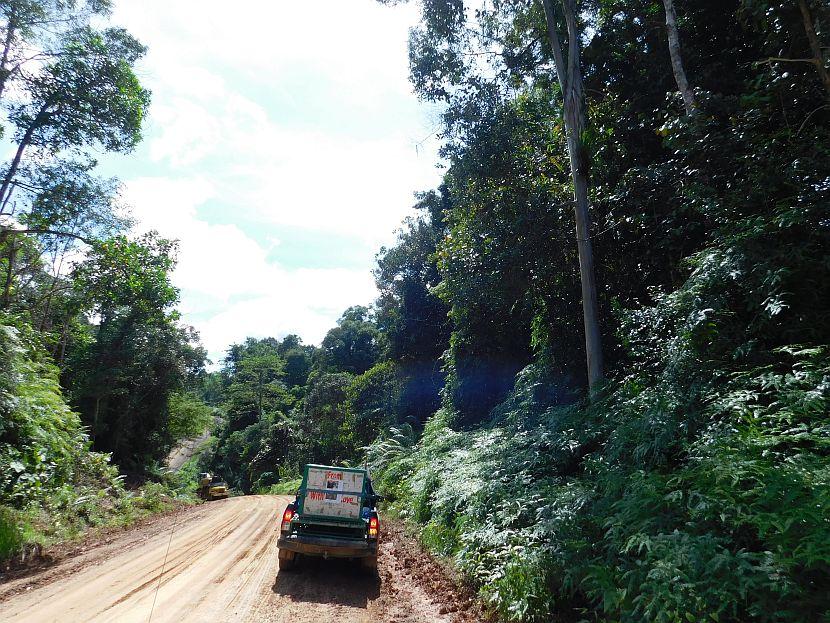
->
[364,1,830,620]
[0,1,207,562]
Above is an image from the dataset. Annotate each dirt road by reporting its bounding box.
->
[165,429,212,471]
[0,495,476,623]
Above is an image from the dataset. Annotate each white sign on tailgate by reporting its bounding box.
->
[304,467,365,520]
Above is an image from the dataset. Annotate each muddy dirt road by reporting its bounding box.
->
[0,495,476,623]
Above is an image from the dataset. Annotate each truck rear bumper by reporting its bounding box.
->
[278,535,377,559]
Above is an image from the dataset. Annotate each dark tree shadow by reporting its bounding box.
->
[271,556,380,608]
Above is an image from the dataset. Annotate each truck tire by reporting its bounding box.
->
[278,549,296,571]
[361,554,378,572]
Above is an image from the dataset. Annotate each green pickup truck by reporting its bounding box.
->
[277,464,380,571]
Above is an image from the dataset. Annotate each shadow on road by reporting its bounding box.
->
[271,557,380,608]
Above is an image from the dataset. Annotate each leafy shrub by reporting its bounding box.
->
[261,478,302,496]
[484,554,559,623]
[167,392,214,443]
[0,316,193,561]
[0,507,23,560]
[369,342,830,622]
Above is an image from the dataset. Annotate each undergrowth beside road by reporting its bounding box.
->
[260,477,303,496]
[0,317,198,565]
[0,481,194,565]
[369,348,830,622]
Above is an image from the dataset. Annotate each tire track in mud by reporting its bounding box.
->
[98,506,252,612]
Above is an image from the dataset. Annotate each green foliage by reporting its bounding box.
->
[360,1,830,619]
[485,555,558,623]
[2,1,813,621]
[375,190,451,427]
[64,233,205,472]
[226,345,288,430]
[0,317,91,504]
[294,371,353,465]
[20,159,129,246]
[173,446,213,492]
[71,233,179,320]
[282,338,313,389]
[368,338,830,622]
[204,320,398,493]
[8,25,149,155]
[0,314,193,562]
[0,507,23,560]
[342,361,399,456]
[0,0,201,562]
[167,392,213,442]
[204,336,299,492]
[320,306,383,375]
[370,343,830,620]
[260,477,302,496]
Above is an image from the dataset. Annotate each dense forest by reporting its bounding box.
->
[357,1,829,620]
[0,0,209,557]
[2,0,829,622]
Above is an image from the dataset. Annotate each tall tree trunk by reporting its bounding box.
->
[1,238,15,308]
[662,0,697,114]
[797,0,830,99]
[0,102,52,210]
[258,370,264,420]
[57,318,69,364]
[0,5,17,101]
[0,120,38,210]
[39,237,70,332]
[92,396,101,443]
[541,0,604,390]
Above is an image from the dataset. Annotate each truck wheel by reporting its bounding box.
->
[361,554,378,572]
[278,550,296,571]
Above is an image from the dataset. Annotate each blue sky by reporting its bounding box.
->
[97,0,443,363]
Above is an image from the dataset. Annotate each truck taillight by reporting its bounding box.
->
[369,516,379,538]
[281,507,294,531]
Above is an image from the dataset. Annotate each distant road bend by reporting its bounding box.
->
[0,495,456,623]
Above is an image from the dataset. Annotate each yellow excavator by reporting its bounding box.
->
[197,472,229,501]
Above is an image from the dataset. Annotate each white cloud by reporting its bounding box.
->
[105,0,443,362]
[124,176,376,361]
[197,267,376,362]
[113,1,420,91]
[111,0,442,243]
[139,71,440,242]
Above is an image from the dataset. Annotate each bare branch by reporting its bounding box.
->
[758,57,822,66]
[797,104,830,135]
[1,227,93,245]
